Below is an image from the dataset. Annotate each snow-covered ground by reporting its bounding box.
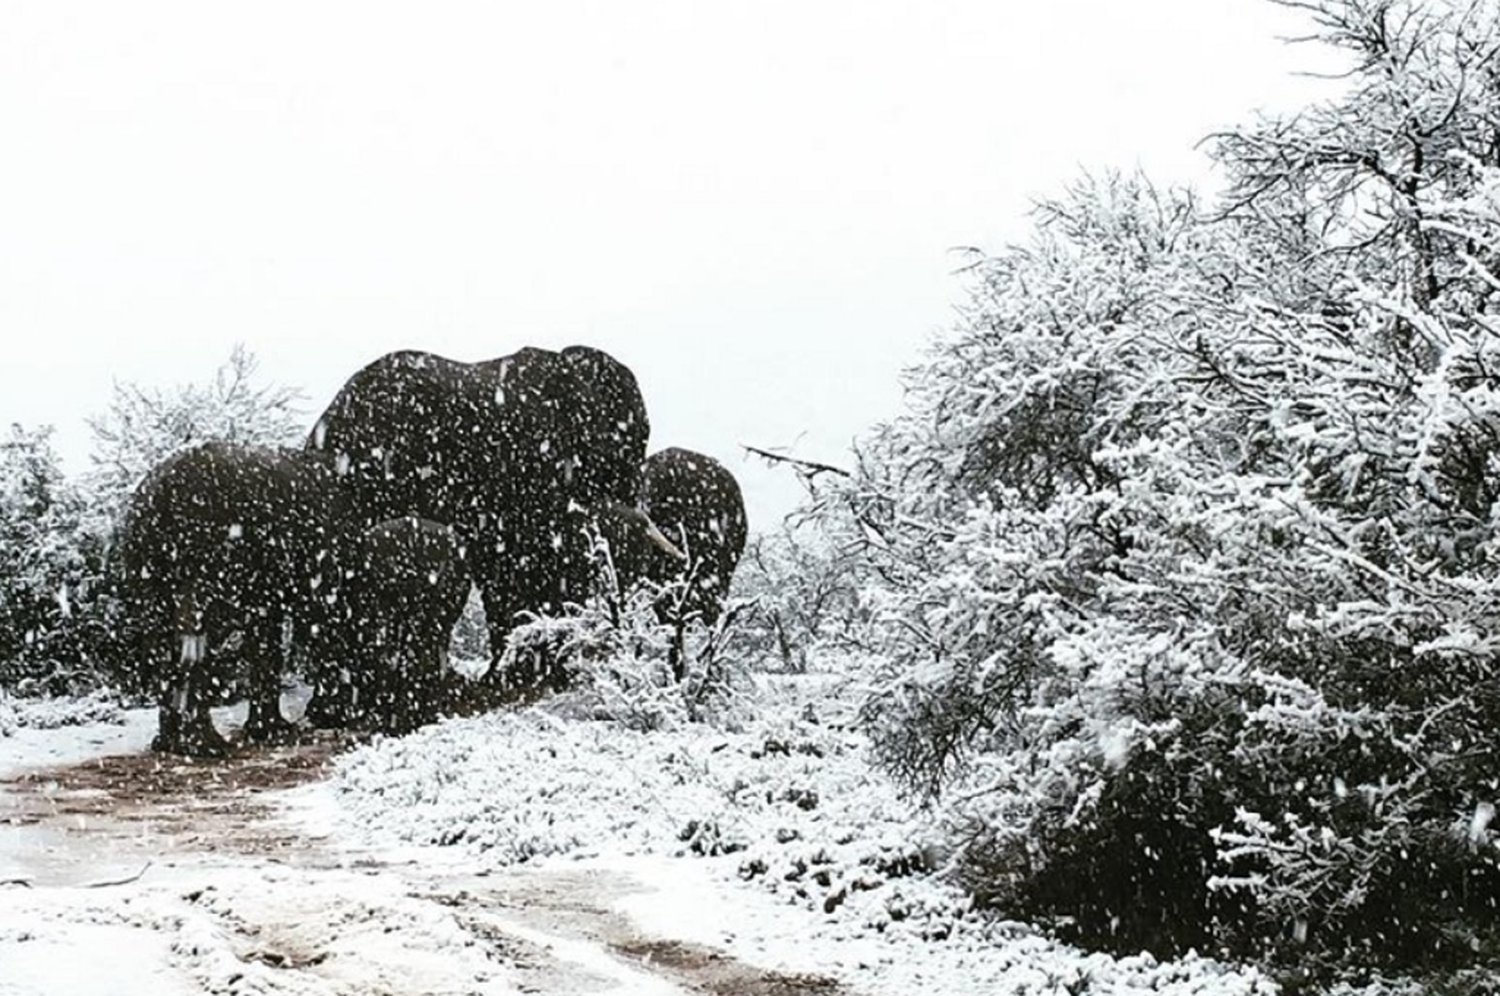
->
[0,674,1337,995]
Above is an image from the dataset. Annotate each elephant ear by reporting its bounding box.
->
[560,345,650,504]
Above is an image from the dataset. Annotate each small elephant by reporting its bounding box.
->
[308,344,652,693]
[114,442,342,757]
[639,447,749,629]
[311,516,470,734]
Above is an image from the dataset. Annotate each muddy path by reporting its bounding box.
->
[0,732,851,996]
[0,732,351,857]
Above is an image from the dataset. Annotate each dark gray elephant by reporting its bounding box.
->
[640,448,748,627]
[314,516,470,735]
[593,448,748,675]
[114,442,343,757]
[306,344,650,698]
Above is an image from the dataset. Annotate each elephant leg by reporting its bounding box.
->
[242,621,297,745]
[304,618,365,730]
[146,626,183,753]
[151,667,186,756]
[380,651,411,736]
[303,664,356,729]
[386,625,414,735]
[150,632,229,757]
[669,620,687,683]
[478,579,532,699]
[397,627,441,732]
[354,623,393,731]
[477,579,514,677]
[486,553,575,698]
[413,636,445,729]
[179,660,232,759]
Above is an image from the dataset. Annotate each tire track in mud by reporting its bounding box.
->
[0,733,852,996]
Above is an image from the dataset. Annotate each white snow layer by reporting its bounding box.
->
[323,676,1280,995]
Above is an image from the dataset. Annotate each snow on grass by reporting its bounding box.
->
[327,671,1280,996]
[0,702,151,776]
[618,852,1280,996]
[0,688,125,738]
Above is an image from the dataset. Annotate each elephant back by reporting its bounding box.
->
[472,347,580,506]
[308,350,480,527]
[121,443,304,585]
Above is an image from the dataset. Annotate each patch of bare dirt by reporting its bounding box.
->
[424,868,855,996]
[0,732,352,855]
[612,938,844,995]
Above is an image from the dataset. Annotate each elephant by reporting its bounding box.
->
[592,447,748,676]
[309,516,470,735]
[306,344,651,696]
[639,447,749,627]
[113,442,344,757]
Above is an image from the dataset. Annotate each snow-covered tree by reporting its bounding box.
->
[0,425,101,692]
[841,0,1500,978]
[728,514,868,672]
[83,343,305,529]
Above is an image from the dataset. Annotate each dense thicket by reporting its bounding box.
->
[838,0,1500,976]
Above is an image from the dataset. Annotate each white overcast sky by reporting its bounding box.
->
[0,1,1334,527]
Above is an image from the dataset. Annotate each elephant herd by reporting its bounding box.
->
[113,345,748,757]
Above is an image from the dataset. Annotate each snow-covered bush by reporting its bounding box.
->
[0,687,125,735]
[495,581,753,731]
[840,1,1500,982]
[331,677,963,930]
[728,514,868,672]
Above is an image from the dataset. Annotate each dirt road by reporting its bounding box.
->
[0,735,846,996]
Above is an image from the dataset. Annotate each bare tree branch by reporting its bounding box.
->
[741,445,851,479]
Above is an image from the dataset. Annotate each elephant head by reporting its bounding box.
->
[311,515,470,735]
[586,448,748,678]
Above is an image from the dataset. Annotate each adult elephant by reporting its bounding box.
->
[307,344,650,695]
[594,447,748,676]
[317,516,470,735]
[114,442,344,757]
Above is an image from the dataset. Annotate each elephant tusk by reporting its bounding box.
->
[644,519,687,562]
